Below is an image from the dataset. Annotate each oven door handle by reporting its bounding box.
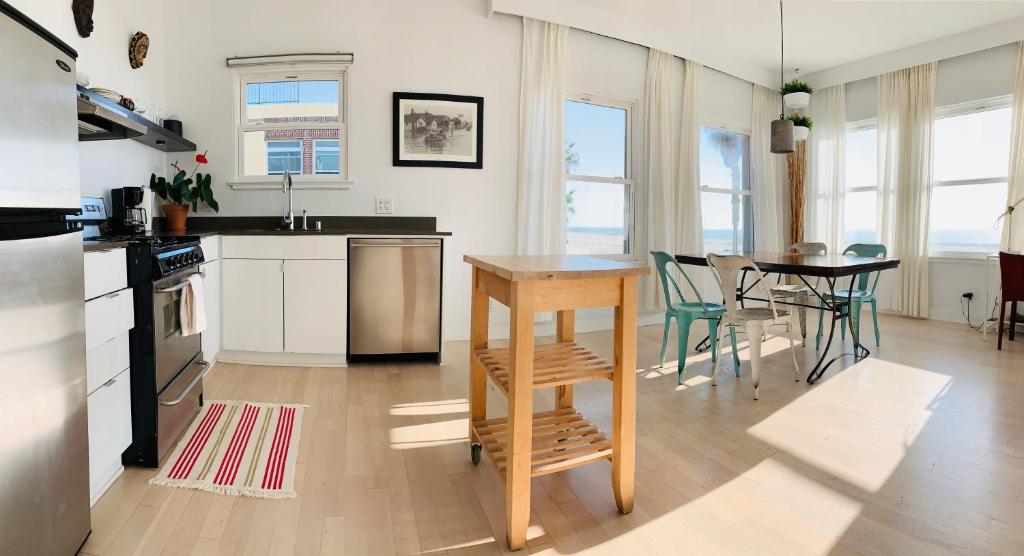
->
[159,360,211,406]
[155,271,206,294]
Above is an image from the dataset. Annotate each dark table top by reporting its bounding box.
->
[675,251,900,278]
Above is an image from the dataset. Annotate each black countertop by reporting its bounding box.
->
[154,216,451,237]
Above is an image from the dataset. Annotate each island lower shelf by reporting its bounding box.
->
[473,342,613,395]
[471,408,612,478]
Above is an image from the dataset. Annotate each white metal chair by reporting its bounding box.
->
[770,242,827,340]
[707,254,802,400]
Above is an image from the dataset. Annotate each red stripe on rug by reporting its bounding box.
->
[173,403,227,480]
[261,407,286,489]
[213,404,259,485]
[168,404,224,480]
[273,407,296,489]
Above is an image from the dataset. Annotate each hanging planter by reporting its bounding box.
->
[786,114,812,142]
[782,79,813,109]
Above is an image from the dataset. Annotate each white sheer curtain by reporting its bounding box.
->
[516,18,567,256]
[642,49,675,310]
[806,85,847,253]
[1004,42,1024,252]
[676,60,704,259]
[751,85,787,252]
[877,63,936,318]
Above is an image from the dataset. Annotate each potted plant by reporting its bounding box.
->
[786,114,813,141]
[782,79,813,110]
[149,151,219,234]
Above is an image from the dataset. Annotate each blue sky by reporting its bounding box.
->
[246,80,338,104]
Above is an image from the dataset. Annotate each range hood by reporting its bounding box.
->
[76,85,196,152]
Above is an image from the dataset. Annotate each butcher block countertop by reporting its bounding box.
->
[463,255,650,281]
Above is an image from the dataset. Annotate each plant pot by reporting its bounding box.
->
[162,204,189,234]
[793,126,810,142]
[783,91,810,110]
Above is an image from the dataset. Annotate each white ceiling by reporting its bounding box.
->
[491,0,1024,86]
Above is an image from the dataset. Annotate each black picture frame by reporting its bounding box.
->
[393,92,484,169]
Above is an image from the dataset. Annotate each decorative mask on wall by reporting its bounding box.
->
[72,0,94,38]
[129,32,150,69]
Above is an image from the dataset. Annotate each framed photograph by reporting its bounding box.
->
[393,92,483,169]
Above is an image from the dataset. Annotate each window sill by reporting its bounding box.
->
[228,179,354,191]
[928,252,999,263]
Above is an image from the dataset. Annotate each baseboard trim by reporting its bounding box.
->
[216,350,348,367]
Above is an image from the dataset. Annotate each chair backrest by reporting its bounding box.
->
[650,251,707,309]
[788,242,827,255]
[999,251,1024,301]
[842,243,887,292]
[706,254,781,321]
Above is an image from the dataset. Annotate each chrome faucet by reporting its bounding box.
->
[282,171,294,230]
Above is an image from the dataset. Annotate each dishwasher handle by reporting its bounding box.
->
[349,239,441,248]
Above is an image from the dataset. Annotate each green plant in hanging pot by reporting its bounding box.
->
[782,79,813,110]
[785,114,813,141]
[149,150,219,234]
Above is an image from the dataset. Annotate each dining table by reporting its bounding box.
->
[674,251,900,383]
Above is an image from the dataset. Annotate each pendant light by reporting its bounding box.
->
[770,0,795,154]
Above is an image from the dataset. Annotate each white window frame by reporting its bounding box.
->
[266,140,302,175]
[699,126,753,252]
[930,96,1012,258]
[564,93,636,260]
[229,61,352,190]
[313,139,341,175]
[842,120,879,246]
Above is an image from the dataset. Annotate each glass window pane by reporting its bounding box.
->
[564,101,627,178]
[565,180,627,255]
[929,182,1007,252]
[846,128,877,189]
[844,190,877,244]
[933,108,1011,182]
[700,128,749,190]
[701,191,747,253]
[314,140,340,174]
[245,80,339,124]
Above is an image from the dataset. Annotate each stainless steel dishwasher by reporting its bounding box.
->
[348,238,442,361]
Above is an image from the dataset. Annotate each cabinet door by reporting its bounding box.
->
[222,259,283,353]
[200,259,222,361]
[87,368,132,504]
[283,259,347,354]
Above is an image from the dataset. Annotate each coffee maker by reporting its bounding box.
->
[110,186,147,235]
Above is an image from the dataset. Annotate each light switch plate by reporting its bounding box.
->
[375,196,394,215]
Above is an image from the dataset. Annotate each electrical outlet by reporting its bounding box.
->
[375,196,394,215]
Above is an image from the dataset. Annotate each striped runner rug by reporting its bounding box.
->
[149,400,304,499]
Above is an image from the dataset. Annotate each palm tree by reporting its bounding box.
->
[707,130,743,251]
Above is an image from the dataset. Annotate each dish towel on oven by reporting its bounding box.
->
[180,273,207,336]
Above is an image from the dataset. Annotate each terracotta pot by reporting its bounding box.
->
[162,204,189,235]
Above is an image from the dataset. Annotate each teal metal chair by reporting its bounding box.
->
[651,251,739,384]
[815,243,887,349]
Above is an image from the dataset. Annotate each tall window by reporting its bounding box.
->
[844,125,878,244]
[699,127,752,253]
[563,95,634,257]
[230,57,350,188]
[929,102,1011,254]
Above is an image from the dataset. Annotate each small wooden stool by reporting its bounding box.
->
[463,255,649,550]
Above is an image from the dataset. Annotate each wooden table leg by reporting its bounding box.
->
[506,280,535,550]
[611,276,637,514]
[555,309,575,409]
[469,268,490,440]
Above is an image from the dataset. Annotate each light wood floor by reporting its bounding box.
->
[83,314,1024,555]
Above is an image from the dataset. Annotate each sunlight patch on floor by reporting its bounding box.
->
[747,357,952,492]
[389,418,468,449]
[390,398,469,416]
[675,375,712,391]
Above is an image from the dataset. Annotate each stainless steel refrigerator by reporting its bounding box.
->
[0,2,91,554]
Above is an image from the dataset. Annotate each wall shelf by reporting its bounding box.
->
[77,86,196,153]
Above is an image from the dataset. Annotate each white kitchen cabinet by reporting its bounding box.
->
[284,259,347,354]
[200,258,222,362]
[86,368,132,505]
[84,287,134,351]
[221,235,347,260]
[83,248,127,300]
[222,258,283,353]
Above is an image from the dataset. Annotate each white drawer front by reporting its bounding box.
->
[84,248,127,300]
[200,235,221,262]
[86,332,130,395]
[221,235,347,260]
[87,368,132,504]
[85,288,135,351]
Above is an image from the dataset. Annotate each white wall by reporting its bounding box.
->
[8,0,167,216]
[842,44,1017,323]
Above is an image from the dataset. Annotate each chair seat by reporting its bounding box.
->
[771,285,808,298]
[733,307,789,322]
[670,302,726,317]
[823,289,875,301]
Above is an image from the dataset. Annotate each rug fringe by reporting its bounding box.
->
[148,476,296,499]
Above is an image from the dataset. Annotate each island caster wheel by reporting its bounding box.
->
[470,443,482,465]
